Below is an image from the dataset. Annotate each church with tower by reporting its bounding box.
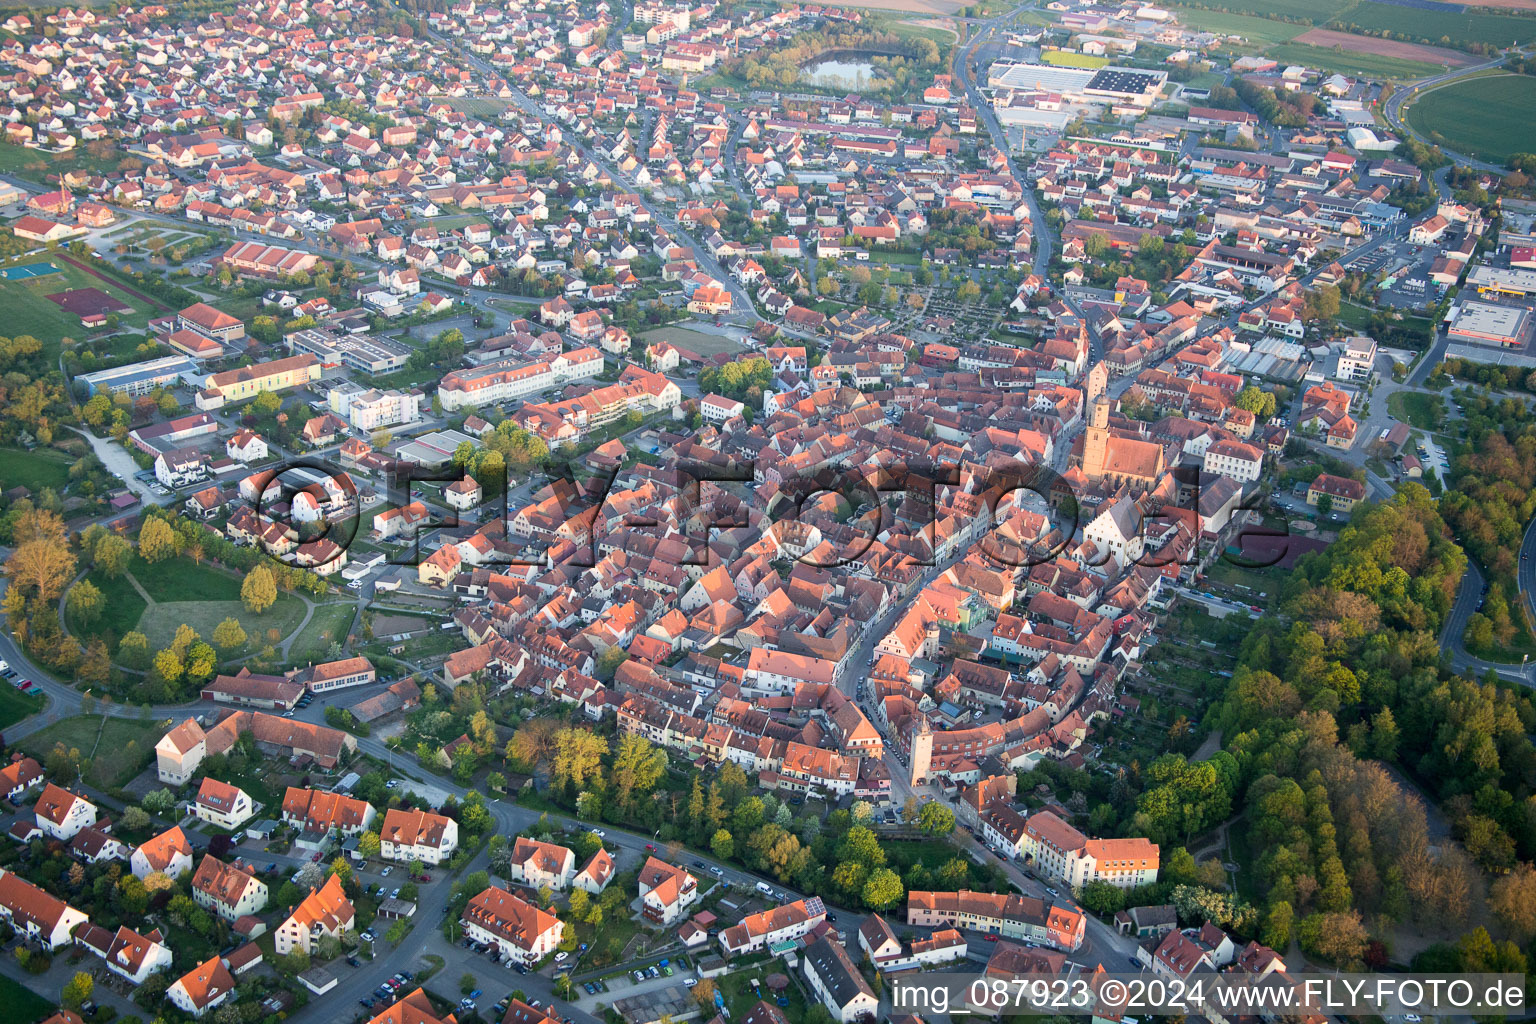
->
[1078,363,1165,491]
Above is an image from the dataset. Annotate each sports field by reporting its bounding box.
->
[1407,74,1536,164]
[1041,50,1109,70]
[0,255,155,357]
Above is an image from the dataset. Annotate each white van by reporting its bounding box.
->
[755,881,773,896]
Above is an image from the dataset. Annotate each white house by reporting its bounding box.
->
[460,887,564,966]
[194,778,255,831]
[506,837,576,891]
[168,956,237,1018]
[802,935,878,1023]
[131,826,194,881]
[378,808,459,865]
[637,856,698,925]
[34,783,97,840]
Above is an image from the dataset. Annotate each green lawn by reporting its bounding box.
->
[136,593,307,652]
[1387,390,1445,431]
[0,685,43,730]
[0,141,133,183]
[0,445,72,492]
[1175,0,1342,18]
[66,568,149,648]
[1408,74,1536,165]
[19,715,166,789]
[716,966,812,1021]
[287,602,357,664]
[0,974,58,1024]
[1263,42,1443,82]
[131,555,245,602]
[0,254,156,359]
[1165,6,1307,46]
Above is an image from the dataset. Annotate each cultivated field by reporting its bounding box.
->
[1293,28,1472,67]
[1333,1,1536,48]
[1408,74,1536,163]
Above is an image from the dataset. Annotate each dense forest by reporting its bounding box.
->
[1208,488,1536,967]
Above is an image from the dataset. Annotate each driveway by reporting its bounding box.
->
[71,426,164,504]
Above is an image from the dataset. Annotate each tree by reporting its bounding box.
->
[6,538,76,601]
[862,867,905,910]
[66,580,104,625]
[213,616,248,650]
[94,534,132,577]
[242,565,278,613]
[1489,862,1536,942]
[1080,880,1126,914]
[568,888,591,921]
[61,971,93,1010]
[917,802,955,836]
[461,972,478,995]
[358,831,381,860]
[550,728,608,790]
[138,517,179,563]
[1262,900,1294,951]
[251,390,282,416]
[610,733,667,805]
[1235,385,1276,420]
[596,645,630,679]
[711,829,734,860]
[120,805,151,831]
[1298,910,1368,969]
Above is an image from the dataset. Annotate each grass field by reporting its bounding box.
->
[68,568,150,645]
[0,141,126,185]
[0,685,44,730]
[287,602,357,664]
[0,445,72,491]
[131,555,244,602]
[1172,0,1343,19]
[0,974,56,1024]
[1388,390,1445,430]
[639,325,747,356]
[1042,49,1109,69]
[1334,1,1536,48]
[19,715,166,789]
[0,254,156,359]
[1264,42,1444,80]
[68,555,314,659]
[136,594,307,652]
[1167,5,1308,45]
[1408,74,1536,164]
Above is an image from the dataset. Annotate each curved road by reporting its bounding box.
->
[1381,57,1512,173]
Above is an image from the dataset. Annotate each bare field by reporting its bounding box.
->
[821,0,968,13]
[1292,28,1473,66]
